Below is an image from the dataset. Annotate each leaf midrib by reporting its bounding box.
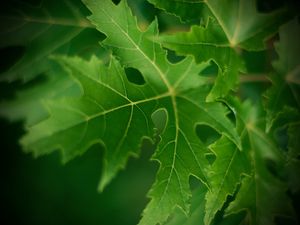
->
[93,3,187,210]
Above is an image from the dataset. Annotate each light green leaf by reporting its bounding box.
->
[21,55,160,189]
[22,1,240,224]
[0,61,80,126]
[165,185,246,225]
[158,18,245,100]
[165,185,207,225]
[0,28,106,127]
[150,0,290,100]
[204,136,250,225]
[0,0,93,82]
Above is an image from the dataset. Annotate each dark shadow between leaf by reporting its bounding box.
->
[205,152,217,165]
[0,46,25,74]
[112,0,121,5]
[125,67,146,85]
[195,124,221,146]
[165,48,185,63]
[200,60,219,77]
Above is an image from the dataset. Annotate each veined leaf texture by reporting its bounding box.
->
[0,0,299,225]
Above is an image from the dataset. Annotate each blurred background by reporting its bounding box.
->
[0,118,158,225]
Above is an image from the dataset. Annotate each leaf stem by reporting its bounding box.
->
[239,74,270,83]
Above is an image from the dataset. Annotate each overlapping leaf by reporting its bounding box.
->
[147,0,204,23]
[264,19,300,196]
[21,55,160,188]
[224,99,295,225]
[0,28,105,127]
[264,19,300,131]
[164,99,295,225]
[148,0,289,100]
[0,0,93,82]
[149,0,289,49]
[1,1,298,225]
[158,18,245,101]
[204,136,249,225]
[0,61,81,126]
[285,122,300,193]
[165,186,246,225]
[22,1,241,224]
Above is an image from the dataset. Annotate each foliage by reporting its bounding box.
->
[0,0,299,225]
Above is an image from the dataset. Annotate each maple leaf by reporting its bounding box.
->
[264,19,300,131]
[1,1,298,225]
[165,186,246,225]
[148,0,289,100]
[157,18,245,101]
[165,185,208,225]
[0,0,94,82]
[204,136,250,225]
[149,0,289,49]
[21,1,240,224]
[147,0,204,23]
[224,99,295,225]
[0,28,105,126]
[0,61,81,126]
[263,19,300,196]
[165,99,296,225]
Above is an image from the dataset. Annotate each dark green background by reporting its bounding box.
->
[1,118,158,225]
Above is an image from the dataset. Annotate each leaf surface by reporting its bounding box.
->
[0,61,80,126]
[22,1,240,224]
[149,0,289,49]
[224,99,295,225]
[285,122,300,193]
[158,18,245,100]
[149,0,289,100]
[204,136,250,225]
[0,28,105,126]
[0,0,93,82]
[264,19,300,131]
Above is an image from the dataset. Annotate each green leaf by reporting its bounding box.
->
[165,185,246,225]
[204,136,250,225]
[21,1,241,224]
[1,1,298,224]
[165,185,207,225]
[149,0,290,100]
[147,0,204,23]
[0,0,93,82]
[264,19,300,131]
[284,122,300,193]
[0,28,106,127]
[158,18,245,101]
[165,98,296,225]
[149,0,289,50]
[0,61,81,126]
[225,99,295,225]
[263,18,300,202]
